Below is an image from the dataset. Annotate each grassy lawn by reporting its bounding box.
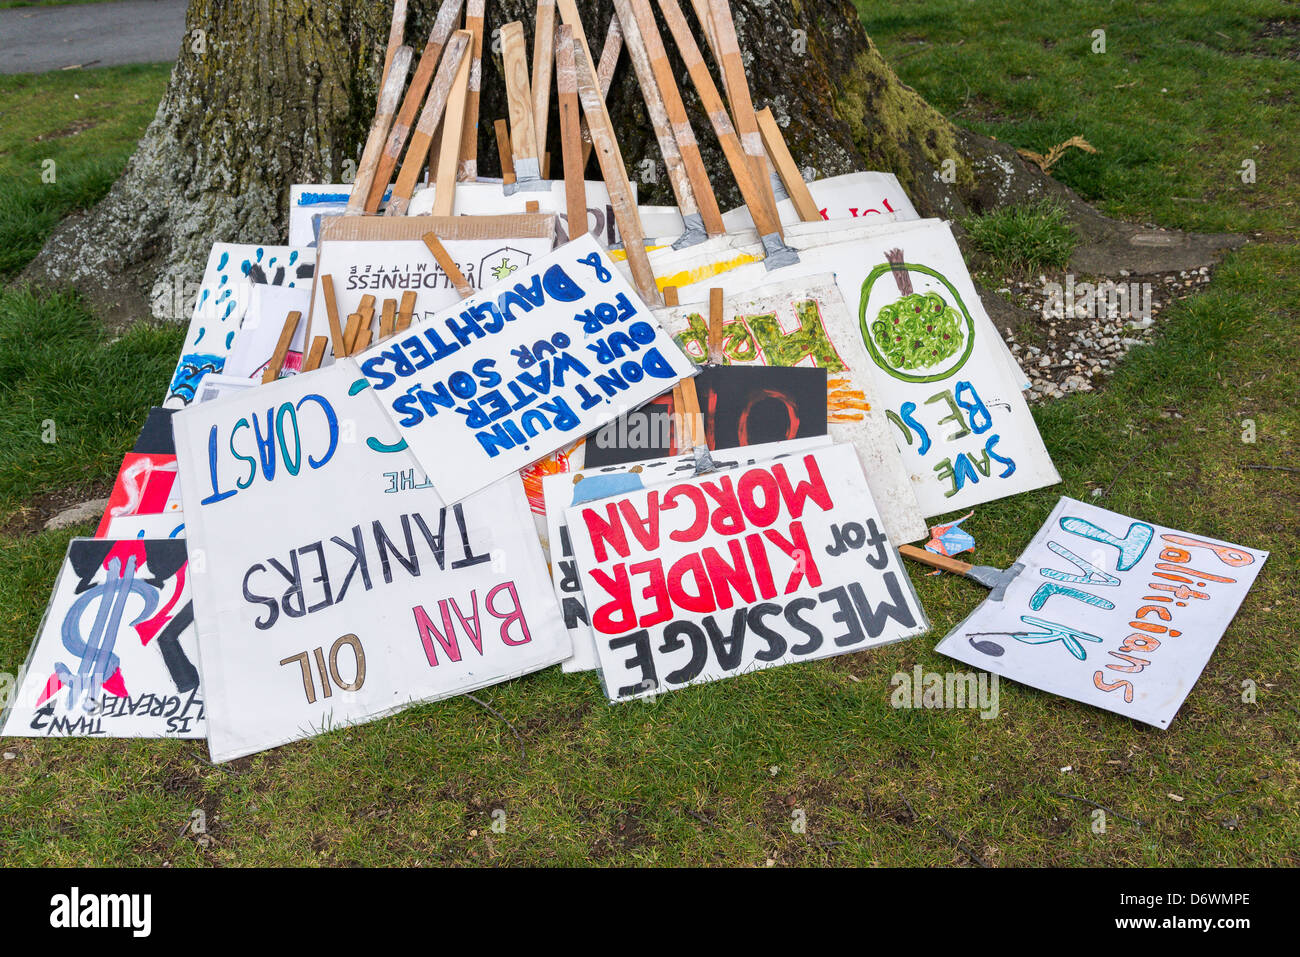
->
[0,2,1296,866]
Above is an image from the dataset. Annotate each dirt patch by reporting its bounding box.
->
[0,481,111,539]
[1252,19,1300,61]
[34,119,99,142]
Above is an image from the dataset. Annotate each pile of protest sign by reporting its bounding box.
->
[1,0,1266,760]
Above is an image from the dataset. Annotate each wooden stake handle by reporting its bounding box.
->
[434,42,474,214]
[555,26,587,240]
[899,544,974,576]
[532,0,557,160]
[501,21,541,178]
[263,310,302,384]
[348,45,414,216]
[757,107,820,223]
[423,233,474,298]
[457,0,486,181]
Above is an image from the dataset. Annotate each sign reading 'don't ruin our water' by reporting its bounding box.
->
[356,233,698,505]
[935,497,1268,727]
[566,443,929,702]
[171,361,570,763]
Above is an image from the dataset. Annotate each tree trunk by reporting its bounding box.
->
[20,0,1230,324]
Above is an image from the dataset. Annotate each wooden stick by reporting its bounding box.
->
[708,287,724,363]
[397,290,417,331]
[366,0,466,212]
[688,0,722,80]
[303,336,329,372]
[628,0,724,236]
[572,29,660,305]
[899,544,975,576]
[656,0,784,243]
[347,45,414,216]
[525,200,540,212]
[386,30,471,216]
[423,233,474,298]
[321,275,347,359]
[263,311,302,384]
[435,43,474,214]
[756,106,821,223]
[379,0,409,92]
[555,0,623,170]
[495,119,517,185]
[352,328,374,354]
[358,294,377,315]
[708,0,780,229]
[341,313,365,357]
[612,0,700,226]
[555,25,587,240]
[457,0,486,181]
[663,285,679,306]
[501,21,542,184]
[532,0,556,160]
[380,299,397,340]
[678,375,705,448]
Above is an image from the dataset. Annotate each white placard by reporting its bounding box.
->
[288,184,391,246]
[675,219,1059,517]
[935,497,1268,728]
[566,443,929,701]
[164,244,316,408]
[544,436,833,673]
[223,284,313,380]
[173,362,571,762]
[1,538,205,739]
[656,275,927,545]
[355,234,698,504]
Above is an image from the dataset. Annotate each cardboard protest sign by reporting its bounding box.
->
[935,497,1268,728]
[544,436,833,673]
[566,443,928,700]
[309,213,556,356]
[172,361,570,762]
[103,514,186,540]
[635,172,920,244]
[164,244,316,408]
[656,276,927,545]
[585,365,828,467]
[673,220,1058,518]
[406,179,630,248]
[288,184,392,246]
[722,171,919,232]
[1,538,204,739]
[132,407,177,455]
[223,284,312,380]
[356,233,698,504]
[95,453,182,538]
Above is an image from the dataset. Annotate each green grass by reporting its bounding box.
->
[0,64,171,277]
[1,3,1298,866]
[962,198,1078,274]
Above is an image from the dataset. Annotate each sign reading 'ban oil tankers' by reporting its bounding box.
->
[566,444,929,701]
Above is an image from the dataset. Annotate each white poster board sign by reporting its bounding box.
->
[566,443,928,701]
[656,275,927,545]
[164,244,316,408]
[544,436,833,673]
[288,184,392,246]
[1,538,205,739]
[675,219,1058,517]
[173,362,571,762]
[936,497,1268,727]
[309,213,557,356]
[355,233,697,504]
[224,284,312,380]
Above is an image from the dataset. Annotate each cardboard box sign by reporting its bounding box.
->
[566,443,929,701]
[164,244,316,409]
[172,361,571,762]
[0,538,205,739]
[356,233,698,505]
[584,365,829,468]
[309,213,558,357]
[544,436,834,674]
[936,497,1268,728]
